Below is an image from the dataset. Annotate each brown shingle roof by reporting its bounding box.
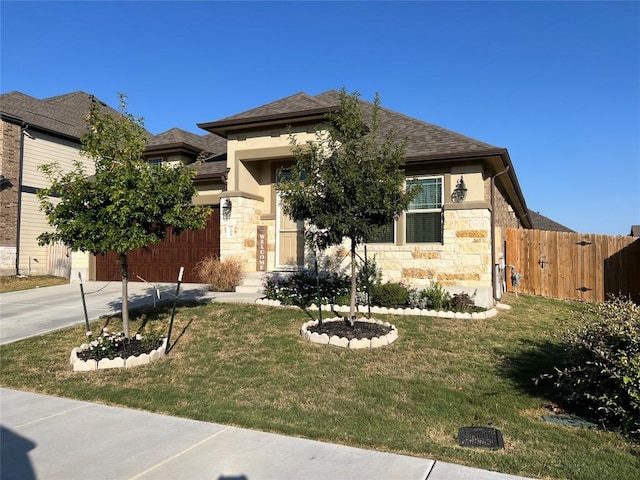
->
[528,211,574,232]
[147,128,226,156]
[218,92,332,121]
[316,90,498,158]
[199,89,499,158]
[0,91,151,140]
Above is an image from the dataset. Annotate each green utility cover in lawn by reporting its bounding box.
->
[542,415,600,429]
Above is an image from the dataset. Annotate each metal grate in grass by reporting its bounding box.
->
[457,426,504,450]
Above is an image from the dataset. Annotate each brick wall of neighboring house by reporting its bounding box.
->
[0,119,21,275]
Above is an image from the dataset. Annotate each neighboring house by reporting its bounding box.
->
[197,90,532,307]
[0,91,224,280]
[0,91,110,277]
[528,211,574,233]
[631,225,640,237]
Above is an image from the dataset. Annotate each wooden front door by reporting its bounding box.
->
[276,194,304,269]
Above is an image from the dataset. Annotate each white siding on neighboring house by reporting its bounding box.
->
[17,131,94,277]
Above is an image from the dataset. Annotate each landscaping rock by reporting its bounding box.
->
[98,357,125,369]
[329,335,349,348]
[370,336,388,348]
[73,359,97,372]
[125,353,150,368]
[349,338,370,349]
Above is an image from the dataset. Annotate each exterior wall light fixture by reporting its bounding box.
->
[451,175,467,203]
[222,197,232,220]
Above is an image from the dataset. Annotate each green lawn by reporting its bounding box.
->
[1,293,638,479]
[0,275,68,293]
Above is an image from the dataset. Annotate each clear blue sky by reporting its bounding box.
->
[2,1,638,236]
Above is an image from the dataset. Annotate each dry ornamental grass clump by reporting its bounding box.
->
[195,255,245,292]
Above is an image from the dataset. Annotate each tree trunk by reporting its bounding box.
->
[120,252,130,338]
[349,237,357,327]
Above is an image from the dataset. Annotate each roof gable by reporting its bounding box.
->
[219,92,332,122]
[198,89,499,158]
[147,128,226,156]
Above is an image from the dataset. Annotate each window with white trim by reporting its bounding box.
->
[405,176,443,243]
[148,158,163,166]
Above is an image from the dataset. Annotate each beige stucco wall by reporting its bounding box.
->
[220,126,319,272]
[220,124,501,306]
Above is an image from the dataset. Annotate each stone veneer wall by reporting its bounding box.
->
[220,196,276,272]
[364,209,491,284]
[325,208,494,308]
[0,120,21,275]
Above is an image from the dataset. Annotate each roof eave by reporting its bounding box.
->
[145,142,204,156]
[197,106,336,137]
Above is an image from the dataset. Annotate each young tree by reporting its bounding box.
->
[38,94,210,338]
[277,89,420,325]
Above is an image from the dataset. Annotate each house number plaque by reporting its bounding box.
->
[256,226,267,271]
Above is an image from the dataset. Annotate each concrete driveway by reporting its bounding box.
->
[0,280,254,345]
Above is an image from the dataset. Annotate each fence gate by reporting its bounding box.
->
[505,228,639,303]
[48,241,71,278]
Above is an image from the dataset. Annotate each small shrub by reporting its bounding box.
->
[356,255,383,291]
[407,284,453,311]
[550,296,640,437]
[262,271,350,308]
[86,328,126,360]
[195,255,245,292]
[448,292,476,312]
[408,288,429,309]
[370,282,410,308]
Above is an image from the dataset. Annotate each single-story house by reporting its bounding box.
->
[1,89,534,308]
[194,90,532,307]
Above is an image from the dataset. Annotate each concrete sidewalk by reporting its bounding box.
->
[0,388,531,480]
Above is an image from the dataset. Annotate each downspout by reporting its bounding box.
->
[490,165,510,304]
[15,123,27,275]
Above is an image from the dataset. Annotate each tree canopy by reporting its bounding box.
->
[277,89,419,322]
[38,94,210,337]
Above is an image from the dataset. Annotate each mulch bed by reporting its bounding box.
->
[76,338,163,361]
[308,319,391,340]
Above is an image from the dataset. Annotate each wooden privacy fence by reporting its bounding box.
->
[505,228,639,304]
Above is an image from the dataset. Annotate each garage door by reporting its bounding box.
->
[95,208,220,283]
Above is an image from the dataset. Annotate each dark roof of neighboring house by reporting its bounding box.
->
[528,211,574,232]
[631,225,640,237]
[146,127,226,157]
[0,91,131,140]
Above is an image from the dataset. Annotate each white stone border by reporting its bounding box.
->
[70,338,168,372]
[255,298,501,319]
[300,318,398,349]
